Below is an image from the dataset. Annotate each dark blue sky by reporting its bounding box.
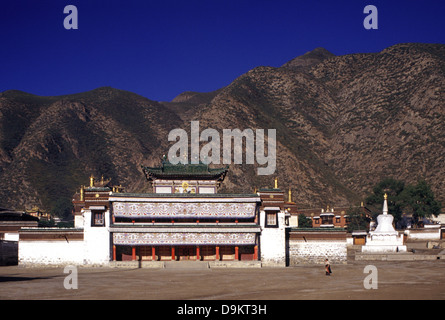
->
[1,0,443,102]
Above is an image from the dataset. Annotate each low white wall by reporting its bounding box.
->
[19,240,84,266]
[289,240,347,265]
[405,227,441,240]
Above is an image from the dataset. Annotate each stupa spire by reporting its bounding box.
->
[383,193,388,215]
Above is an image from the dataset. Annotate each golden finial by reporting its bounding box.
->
[89,176,94,187]
[384,193,388,200]
[288,188,292,202]
[80,185,84,201]
[274,177,278,189]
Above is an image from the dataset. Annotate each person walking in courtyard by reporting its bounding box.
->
[325,258,332,276]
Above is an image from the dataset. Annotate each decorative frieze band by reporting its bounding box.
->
[112,202,257,219]
[113,232,257,246]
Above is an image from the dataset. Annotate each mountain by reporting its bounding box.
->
[281,47,335,71]
[0,87,183,212]
[1,43,444,214]
[162,89,222,121]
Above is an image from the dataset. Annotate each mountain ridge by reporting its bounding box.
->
[281,47,336,70]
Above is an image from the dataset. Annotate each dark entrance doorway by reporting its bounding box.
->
[177,246,197,260]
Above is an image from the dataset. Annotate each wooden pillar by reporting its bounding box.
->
[171,246,175,261]
[254,245,258,260]
[196,246,200,261]
[113,245,116,261]
[152,246,156,261]
[235,246,239,261]
[132,246,136,261]
[216,246,220,261]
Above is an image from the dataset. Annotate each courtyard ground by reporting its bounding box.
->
[0,260,444,300]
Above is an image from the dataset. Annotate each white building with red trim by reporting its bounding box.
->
[19,160,288,267]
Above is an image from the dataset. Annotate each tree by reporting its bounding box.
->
[50,197,74,221]
[297,213,313,228]
[346,206,370,232]
[366,178,442,228]
[365,178,405,224]
[401,180,442,227]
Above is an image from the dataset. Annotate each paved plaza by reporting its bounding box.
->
[1,260,444,300]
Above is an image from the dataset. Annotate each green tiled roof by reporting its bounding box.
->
[141,160,228,181]
[84,186,111,192]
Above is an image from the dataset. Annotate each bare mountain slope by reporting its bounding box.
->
[171,43,445,206]
[0,87,183,211]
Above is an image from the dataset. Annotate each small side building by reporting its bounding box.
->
[295,204,371,229]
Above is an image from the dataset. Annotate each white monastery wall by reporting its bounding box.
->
[19,208,111,266]
[19,240,84,266]
[405,226,441,241]
[288,240,347,265]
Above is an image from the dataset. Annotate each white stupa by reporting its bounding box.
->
[362,193,407,253]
